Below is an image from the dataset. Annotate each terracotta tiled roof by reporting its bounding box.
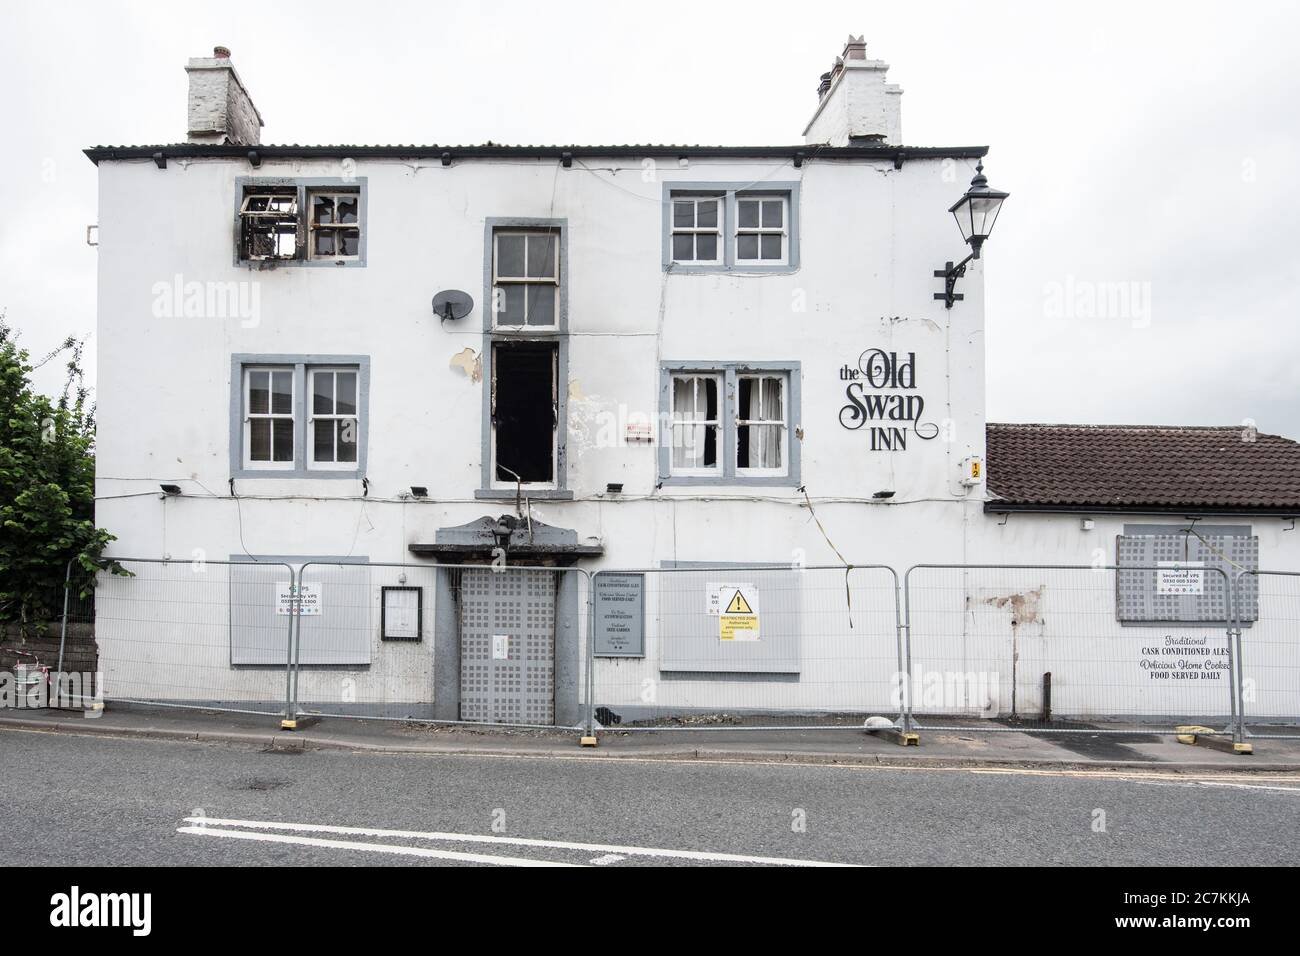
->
[985,423,1300,512]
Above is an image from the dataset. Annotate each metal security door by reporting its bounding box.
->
[459,568,556,724]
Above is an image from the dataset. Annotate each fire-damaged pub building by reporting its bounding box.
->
[83,39,1300,730]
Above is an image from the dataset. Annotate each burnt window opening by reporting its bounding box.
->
[238,185,362,263]
[310,192,361,259]
[492,343,557,484]
[240,190,299,261]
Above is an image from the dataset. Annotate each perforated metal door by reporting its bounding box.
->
[459,569,556,724]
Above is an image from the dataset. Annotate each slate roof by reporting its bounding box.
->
[985,423,1300,514]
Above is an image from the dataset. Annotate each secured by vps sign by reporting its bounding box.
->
[838,349,940,451]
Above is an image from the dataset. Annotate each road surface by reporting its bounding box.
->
[2,727,1296,866]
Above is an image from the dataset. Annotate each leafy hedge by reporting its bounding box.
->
[0,316,121,628]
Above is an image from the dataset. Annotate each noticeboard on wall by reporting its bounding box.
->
[593,573,645,657]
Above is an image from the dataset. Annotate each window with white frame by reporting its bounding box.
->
[664,365,796,483]
[244,368,295,466]
[736,374,786,471]
[735,195,788,264]
[670,195,722,264]
[308,192,362,260]
[670,374,721,473]
[235,358,366,476]
[493,230,559,327]
[309,369,360,466]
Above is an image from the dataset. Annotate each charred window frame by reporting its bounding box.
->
[659,362,801,487]
[478,218,572,501]
[234,177,367,267]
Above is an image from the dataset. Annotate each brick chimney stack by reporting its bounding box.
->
[185,46,263,146]
[804,35,902,146]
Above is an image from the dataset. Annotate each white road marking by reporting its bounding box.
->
[1194,780,1300,794]
[181,817,855,867]
[590,854,625,865]
[176,825,578,867]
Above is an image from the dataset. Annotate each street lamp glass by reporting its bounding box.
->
[949,163,1009,249]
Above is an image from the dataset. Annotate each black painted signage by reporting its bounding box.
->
[838,349,940,450]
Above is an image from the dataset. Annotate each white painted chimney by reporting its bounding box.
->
[803,36,902,146]
[185,46,263,146]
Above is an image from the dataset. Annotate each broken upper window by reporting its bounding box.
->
[309,192,361,260]
[240,191,299,261]
[492,230,559,327]
[238,182,364,264]
[492,342,557,485]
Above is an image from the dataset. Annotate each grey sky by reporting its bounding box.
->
[2,0,1297,435]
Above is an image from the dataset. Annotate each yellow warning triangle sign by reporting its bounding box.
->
[725,590,753,614]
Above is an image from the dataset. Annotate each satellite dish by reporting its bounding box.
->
[432,289,474,323]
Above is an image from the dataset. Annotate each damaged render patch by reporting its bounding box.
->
[449,347,481,382]
[881,314,942,333]
[980,587,1045,629]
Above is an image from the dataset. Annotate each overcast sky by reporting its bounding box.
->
[2,0,1297,434]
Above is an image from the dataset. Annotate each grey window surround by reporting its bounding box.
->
[478,217,573,501]
[658,361,801,488]
[230,353,370,480]
[233,176,368,268]
[661,181,801,274]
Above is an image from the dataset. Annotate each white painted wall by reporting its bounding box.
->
[92,152,1299,722]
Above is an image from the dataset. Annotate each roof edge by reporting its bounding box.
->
[984,501,1300,518]
[83,143,989,166]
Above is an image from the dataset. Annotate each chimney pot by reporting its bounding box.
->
[803,35,902,146]
[213,45,231,58]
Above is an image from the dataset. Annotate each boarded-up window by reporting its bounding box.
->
[1116,525,1258,625]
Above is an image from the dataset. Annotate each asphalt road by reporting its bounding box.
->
[2,727,1297,866]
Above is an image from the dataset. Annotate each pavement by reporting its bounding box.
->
[3,721,1299,866]
[3,703,1299,772]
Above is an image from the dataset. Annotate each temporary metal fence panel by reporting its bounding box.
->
[90,557,295,718]
[1236,570,1300,739]
[903,564,1238,736]
[587,565,902,732]
[293,562,588,729]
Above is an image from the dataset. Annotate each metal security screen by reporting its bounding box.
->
[1116,525,1259,624]
[459,568,556,724]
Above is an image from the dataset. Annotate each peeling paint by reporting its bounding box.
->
[449,347,481,383]
[881,314,942,333]
[568,378,584,400]
[981,587,1045,629]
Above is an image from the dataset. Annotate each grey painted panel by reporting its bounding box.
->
[229,555,369,665]
[655,567,801,674]
[228,562,295,665]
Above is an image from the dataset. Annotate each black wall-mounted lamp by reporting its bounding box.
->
[410,486,428,498]
[935,161,1009,309]
[159,483,182,495]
